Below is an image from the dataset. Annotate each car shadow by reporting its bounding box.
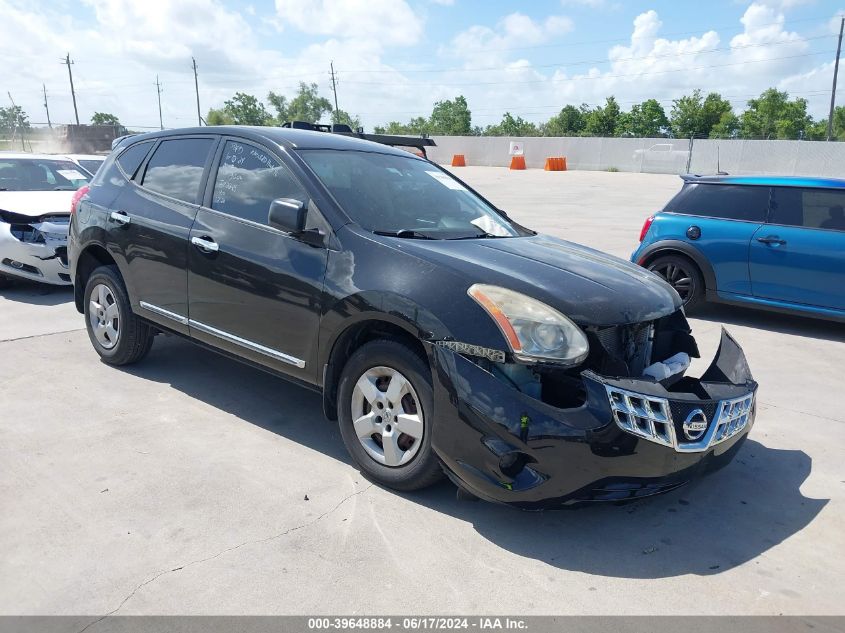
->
[693,303,845,343]
[118,335,828,580]
[0,279,74,306]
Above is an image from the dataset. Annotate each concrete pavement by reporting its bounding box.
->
[1,169,842,616]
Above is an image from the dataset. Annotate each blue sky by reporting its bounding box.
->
[2,0,843,130]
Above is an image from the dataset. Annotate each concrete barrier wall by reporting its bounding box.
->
[428,136,845,178]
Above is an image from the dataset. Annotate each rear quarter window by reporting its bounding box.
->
[116,141,154,178]
[664,183,769,222]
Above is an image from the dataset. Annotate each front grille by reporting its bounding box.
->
[605,385,754,453]
[607,386,674,447]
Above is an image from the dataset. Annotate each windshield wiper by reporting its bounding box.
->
[373,229,435,240]
[447,232,508,240]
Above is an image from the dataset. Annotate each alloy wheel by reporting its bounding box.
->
[650,262,693,302]
[350,366,424,467]
[88,283,121,349]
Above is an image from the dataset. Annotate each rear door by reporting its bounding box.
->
[187,138,329,382]
[661,183,768,296]
[749,186,845,310]
[108,136,217,334]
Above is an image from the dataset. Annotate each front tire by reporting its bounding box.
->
[337,340,443,491]
[647,254,705,312]
[83,265,154,365]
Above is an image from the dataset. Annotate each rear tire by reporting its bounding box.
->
[83,265,154,365]
[647,254,705,312]
[337,339,443,491]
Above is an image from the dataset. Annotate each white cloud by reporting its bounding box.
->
[274,0,424,46]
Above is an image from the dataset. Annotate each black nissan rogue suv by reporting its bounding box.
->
[68,126,758,509]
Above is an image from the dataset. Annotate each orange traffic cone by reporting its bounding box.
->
[544,157,567,171]
[509,156,526,170]
[451,154,466,167]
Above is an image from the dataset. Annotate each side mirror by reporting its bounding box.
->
[268,198,307,233]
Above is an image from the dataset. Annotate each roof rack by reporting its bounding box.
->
[281,120,436,157]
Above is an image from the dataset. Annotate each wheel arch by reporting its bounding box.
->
[321,314,431,421]
[637,241,716,292]
[73,244,119,314]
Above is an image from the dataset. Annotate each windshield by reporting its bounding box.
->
[77,159,105,175]
[0,158,91,191]
[299,150,521,239]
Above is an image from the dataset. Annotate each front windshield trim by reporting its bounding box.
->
[296,148,526,240]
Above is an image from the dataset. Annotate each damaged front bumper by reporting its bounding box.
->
[0,218,71,285]
[429,329,757,509]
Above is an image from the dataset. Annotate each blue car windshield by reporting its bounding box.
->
[298,149,521,239]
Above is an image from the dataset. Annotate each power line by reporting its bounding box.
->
[192,56,202,126]
[60,53,80,125]
[42,84,52,129]
[329,61,340,123]
[827,17,844,140]
[341,50,833,87]
[155,75,164,130]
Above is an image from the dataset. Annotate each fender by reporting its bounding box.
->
[71,234,133,314]
[635,239,718,293]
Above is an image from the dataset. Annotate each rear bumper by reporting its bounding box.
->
[429,329,757,509]
[0,221,71,285]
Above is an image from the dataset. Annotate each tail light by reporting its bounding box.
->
[70,185,90,215]
[638,215,655,242]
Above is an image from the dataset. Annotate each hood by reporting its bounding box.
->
[393,234,681,326]
[0,191,75,218]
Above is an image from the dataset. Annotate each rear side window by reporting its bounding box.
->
[211,140,306,225]
[770,187,845,232]
[665,184,769,222]
[141,138,214,203]
[116,141,153,178]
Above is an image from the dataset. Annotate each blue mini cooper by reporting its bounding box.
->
[632,175,845,322]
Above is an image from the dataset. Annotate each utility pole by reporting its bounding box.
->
[7,92,23,149]
[42,84,52,129]
[827,16,844,141]
[329,61,340,124]
[192,57,202,126]
[61,53,80,125]
[155,75,164,130]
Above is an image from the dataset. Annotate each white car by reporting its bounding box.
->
[65,154,106,176]
[0,153,91,287]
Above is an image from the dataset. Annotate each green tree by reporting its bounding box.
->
[91,112,120,125]
[206,108,234,126]
[268,82,333,124]
[710,111,740,139]
[219,92,271,126]
[374,117,431,135]
[670,90,732,138]
[0,105,30,133]
[617,99,669,137]
[428,95,472,135]
[333,109,361,129]
[739,88,812,140]
[484,112,539,136]
[540,104,588,136]
[583,97,621,137]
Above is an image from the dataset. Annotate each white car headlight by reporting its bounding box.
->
[468,284,589,364]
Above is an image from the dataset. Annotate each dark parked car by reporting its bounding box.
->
[68,127,757,509]
[632,175,845,320]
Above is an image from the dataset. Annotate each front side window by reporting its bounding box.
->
[141,138,214,203]
[665,184,769,222]
[298,150,521,239]
[211,141,306,225]
[770,187,845,232]
[0,158,90,191]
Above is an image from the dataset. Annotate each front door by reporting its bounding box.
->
[749,185,845,311]
[187,139,329,382]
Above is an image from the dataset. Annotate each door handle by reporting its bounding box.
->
[756,236,786,246]
[109,211,131,225]
[191,236,219,253]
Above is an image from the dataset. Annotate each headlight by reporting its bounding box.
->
[468,284,589,364]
